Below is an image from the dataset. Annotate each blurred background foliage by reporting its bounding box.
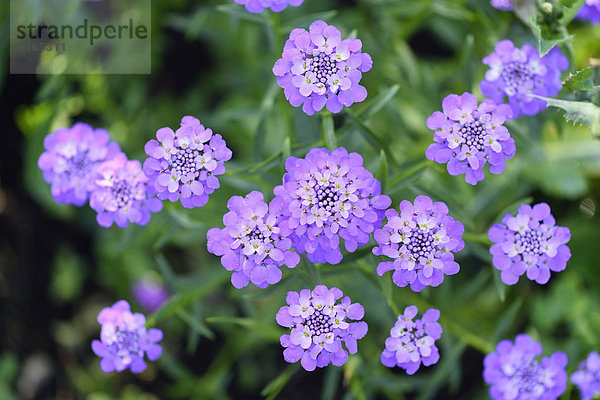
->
[1,0,600,399]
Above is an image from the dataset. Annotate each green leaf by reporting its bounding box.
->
[493,269,506,303]
[376,149,389,191]
[559,0,586,25]
[529,17,573,57]
[563,68,596,92]
[321,113,337,150]
[531,95,600,137]
[261,364,300,400]
[204,316,283,342]
[492,299,523,342]
[177,309,215,340]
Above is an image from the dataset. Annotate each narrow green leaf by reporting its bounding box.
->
[531,94,600,137]
[321,113,337,150]
[321,367,341,400]
[204,316,283,342]
[261,364,300,399]
[177,309,215,340]
[376,149,389,191]
[492,269,507,303]
[361,84,400,118]
[563,68,596,91]
[492,299,523,342]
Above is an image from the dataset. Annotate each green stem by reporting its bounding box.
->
[463,232,493,246]
[321,112,337,150]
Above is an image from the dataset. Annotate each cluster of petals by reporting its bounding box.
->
[576,0,600,24]
[273,20,373,115]
[571,351,600,400]
[488,203,571,285]
[483,334,568,400]
[207,191,300,289]
[426,92,515,185]
[234,0,303,13]
[276,285,367,371]
[91,300,163,373]
[272,147,391,265]
[373,195,464,292]
[143,116,232,209]
[490,0,513,10]
[132,278,169,313]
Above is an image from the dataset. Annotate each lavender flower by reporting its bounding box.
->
[37,123,122,206]
[373,195,464,292]
[234,0,303,13]
[426,93,515,185]
[90,153,163,228]
[488,203,571,285]
[132,279,169,313]
[480,40,568,117]
[272,147,391,265]
[491,0,513,10]
[91,300,163,373]
[576,0,600,23]
[572,352,600,400]
[143,116,232,209]
[272,20,373,115]
[206,191,300,289]
[276,285,367,371]
[483,334,568,400]
[380,306,442,374]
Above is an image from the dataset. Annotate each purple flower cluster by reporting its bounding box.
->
[276,285,368,371]
[490,0,513,10]
[207,191,300,289]
[426,93,515,185]
[576,0,600,23]
[572,352,600,400]
[143,116,232,209]
[489,203,571,285]
[91,300,163,373]
[273,147,391,265]
[273,20,373,115]
[132,278,169,313]
[373,195,464,292]
[483,334,568,400]
[380,306,442,374]
[234,0,303,13]
[37,123,123,206]
[480,40,568,117]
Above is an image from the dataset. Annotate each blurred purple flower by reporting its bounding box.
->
[488,202,571,285]
[273,20,373,115]
[576,0,600,23]
[143,116,232,209]
[380,306,442,374]
[373,195,464,292]
[91,300,163,373]
[572,352,600,400]
[425,92,515,185]
[234,0,303,13]
[491,0,513,10]
[484,334,568,400]
[132,279,169,313]
[37,122,122,206]
[276,285,367,371]
[272,147,391,265]
[206,191,300,289]
[480,40,568,118]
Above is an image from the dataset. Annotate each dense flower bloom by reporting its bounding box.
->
[90,153,162,228]
[234,0,303,13]
[132,279,169,313]
[491,0,512,10]
[373,195,464,292]
[272,147,391,264]
[480,40,568,118]
[143,116,232,209]
[206,191,300,289]
[37,123,122,206]
[276,285,367,371]
[483,334,568,400]
[576,0,600,23]
[91,300,163,373]
[488,203,571,285]
[380,306,442,374]
[273,20,373,115]
[426,92,515,185]
[572,352,600,400]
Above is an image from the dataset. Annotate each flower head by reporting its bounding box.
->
[572,352,600,400]
[37,123,123,206]
[576,0,600,23]
[273,20,373,115]
[426,93,515,185]
[234,0,303,13]
[91,300,163,373]
[373,195,464,292]
[483,334,568,400]
[489,202,571,285]
[132,278,169,313]
[276,285,367,371]
[272,147,391,265]
[143,116,232,209]
[207,191,300,289]
[491,0,513,10]
[480,40,568,117]
[380,306,442,374]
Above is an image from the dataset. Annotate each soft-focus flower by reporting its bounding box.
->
[373,195,464,292]
[37,123,122,206]
[132,278,169,313]
[143,116,232,209]
[207,191,300,289]
[488,202,571,285]
[480,40,568,117]
[272,147,391,265]
[483,334,568,400]
[276,285,367,371]
[90,153,162,228]
[91,300,163,373]
[426,92,515,185]
[576,0,600,23]
[380,306,442,374]
[273,20,373,115]
[491,0,513,10]
[234,0,303,13]
[572,352,600,400]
